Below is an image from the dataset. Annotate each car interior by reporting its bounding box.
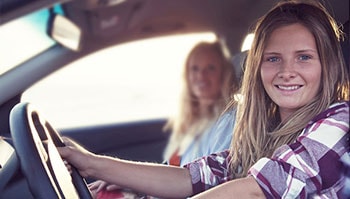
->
[0,0,348,198]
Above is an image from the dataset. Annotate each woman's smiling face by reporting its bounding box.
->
[260,23,322,121]
[188,49,223,102]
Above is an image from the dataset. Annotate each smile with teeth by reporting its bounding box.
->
[276,85,302,91]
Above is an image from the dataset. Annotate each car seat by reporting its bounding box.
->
[231,50,248,84]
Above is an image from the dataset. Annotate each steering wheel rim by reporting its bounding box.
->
[9,102,92,199]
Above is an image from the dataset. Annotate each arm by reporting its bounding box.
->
[191,176,264,199]
[58,137,193,198]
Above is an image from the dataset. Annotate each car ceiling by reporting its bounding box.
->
[62,0,350,54]
[64,0,279,54]
[2,0,348,55]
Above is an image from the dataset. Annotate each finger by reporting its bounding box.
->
[88,183,95,189]
[97,181,109,192]
[106,184,121,191]
[63,160,73,174]
[61,137,74,146]
[57,146,71,158]
[88,180,102,190]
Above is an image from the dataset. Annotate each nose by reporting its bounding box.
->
[196,68,208,79]
[277,60,296,79]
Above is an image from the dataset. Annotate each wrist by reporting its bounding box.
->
[85,153,102,178]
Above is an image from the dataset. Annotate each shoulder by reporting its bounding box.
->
[312,101,349,122]
[299,101,349,148]
[306,101,349,131]
[326,101,349,117]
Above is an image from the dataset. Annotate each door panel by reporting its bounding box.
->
[59,119,169,163]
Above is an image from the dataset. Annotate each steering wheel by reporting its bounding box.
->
[9,102,92,199]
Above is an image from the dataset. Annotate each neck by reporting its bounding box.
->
[198,98,217,116]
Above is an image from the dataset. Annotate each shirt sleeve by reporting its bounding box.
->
[183,150,234,195]
[249,102,350,198]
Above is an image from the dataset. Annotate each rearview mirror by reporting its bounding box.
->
[48,14,82,51]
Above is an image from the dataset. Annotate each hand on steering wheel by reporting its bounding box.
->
[9,102,93,199]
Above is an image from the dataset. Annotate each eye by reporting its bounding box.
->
[208,64,217,71]
[298,55,312,61]
[266,57,280,62]
[190,65,199,72]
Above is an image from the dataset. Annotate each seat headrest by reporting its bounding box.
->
[231,50,248,82]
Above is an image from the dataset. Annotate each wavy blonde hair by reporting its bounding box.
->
[164,41,238,153]
[228,0,349,178]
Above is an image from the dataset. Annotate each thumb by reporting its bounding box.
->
[57,146,71,159]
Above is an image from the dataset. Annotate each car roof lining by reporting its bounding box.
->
[3,0,348,55]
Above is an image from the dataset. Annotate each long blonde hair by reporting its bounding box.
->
[229,0,349,178]
[164,41,238,148]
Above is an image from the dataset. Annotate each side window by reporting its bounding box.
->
[21,33,216,128]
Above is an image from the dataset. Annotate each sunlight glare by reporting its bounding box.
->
[23,32,217,127]
[241,33,254,52]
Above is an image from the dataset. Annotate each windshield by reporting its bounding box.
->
[22,33,216,128]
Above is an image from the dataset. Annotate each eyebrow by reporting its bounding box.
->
[263,49,318,55]
[295,49,318,54]
[263,52,279,55]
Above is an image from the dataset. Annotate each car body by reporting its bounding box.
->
[0,0,348,198]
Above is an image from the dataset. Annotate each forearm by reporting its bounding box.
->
[88,155,194,198]
[191,176,265,199]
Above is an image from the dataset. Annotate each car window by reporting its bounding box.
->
[0,9,54,75]
[21,33,216,128]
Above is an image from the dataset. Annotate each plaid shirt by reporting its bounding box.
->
[184,102,349,198]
